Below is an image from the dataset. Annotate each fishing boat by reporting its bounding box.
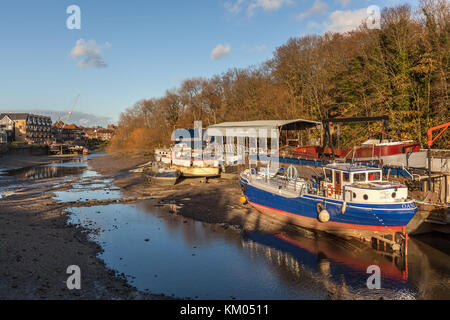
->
[239,163,418,249]
[292,140,420,160]
[145,168,181,185]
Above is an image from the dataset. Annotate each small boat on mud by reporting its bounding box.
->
[171,165,220,178]
[239,163,418,250]
[145,168,181,185]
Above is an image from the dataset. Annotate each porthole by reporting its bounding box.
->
[353,193,357,199]
[392,193,396,198]
[363,194,369,201]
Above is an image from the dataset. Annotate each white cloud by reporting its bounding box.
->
[211,44,231,60]
[325,8,368,33]
[308,21,322,30]
[224,0,246,14]
[225,0,292,18]
[254,45,267,52]
[247,0,293,17]
[295,0,328,20]
[336,0,351,7]
[70,39,110,68]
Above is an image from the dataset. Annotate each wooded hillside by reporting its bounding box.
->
[110,0,449,153]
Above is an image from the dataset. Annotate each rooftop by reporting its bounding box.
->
[207,119,322,137]
[0,113,51,120]
[325,163,382,172]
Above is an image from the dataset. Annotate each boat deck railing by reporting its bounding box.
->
[245,170,358,201]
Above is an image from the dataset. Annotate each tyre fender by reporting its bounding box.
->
[316,202,325,214]
[316,202,330,223]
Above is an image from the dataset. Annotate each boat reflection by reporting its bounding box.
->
[7,162,86,180]
[242,231,412,299]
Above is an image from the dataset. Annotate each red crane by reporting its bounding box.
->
[427,122,450,147]
[426,122,449,191]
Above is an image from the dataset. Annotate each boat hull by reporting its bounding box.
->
[145,171,180,185]
[147,176,179,185]
[171,165,220,177]
[239,177,417,240]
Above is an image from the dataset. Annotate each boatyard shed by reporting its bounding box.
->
[207,119,322,146]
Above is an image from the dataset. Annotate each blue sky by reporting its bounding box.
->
[0,0,418,126]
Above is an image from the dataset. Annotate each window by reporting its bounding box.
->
[343,172,350,182]
[353,172,366,182]
[324,169,333,183]
[335,171,341,184]
[367,171,381,181]
[368,171,381,181]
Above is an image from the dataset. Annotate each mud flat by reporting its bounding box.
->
[1,154,448,300]
[89,154,450,250]
[89,155,329,236]
[0,161,169,299]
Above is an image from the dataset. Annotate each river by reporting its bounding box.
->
[1,155,449,299]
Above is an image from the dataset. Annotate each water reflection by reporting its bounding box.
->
[67,203,326,299]
[8,165,85,180]
[243,232,416,299]
[0,155,101,198]
[66,200,450,300]
[3,153,448,299]
[407,236,450,299]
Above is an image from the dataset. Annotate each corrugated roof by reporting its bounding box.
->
[208,119,320,129]
[207,119,322,137]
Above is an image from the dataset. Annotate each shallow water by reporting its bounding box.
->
[2,155,449,299]
[66,201,450,300]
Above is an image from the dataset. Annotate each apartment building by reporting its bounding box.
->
[0,113,53,144]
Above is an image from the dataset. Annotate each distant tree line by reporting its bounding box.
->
[110,0,449,153]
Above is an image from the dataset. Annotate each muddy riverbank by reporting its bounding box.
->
[1,154,448,299]
[0,156,169,299]
[88,155,320,236]
[89,154,450,299]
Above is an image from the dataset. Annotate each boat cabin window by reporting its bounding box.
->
[343,172,350,182]
[353,172,366,182]
[324,169,333,183]
[368,171,381,181]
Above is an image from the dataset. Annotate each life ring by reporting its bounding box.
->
[286,165,298,181]
[327,184,334,197]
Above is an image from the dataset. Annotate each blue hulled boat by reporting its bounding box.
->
[239,163,417,249]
